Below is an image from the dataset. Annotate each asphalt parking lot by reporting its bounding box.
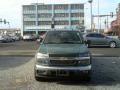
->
[0,41,120,90]
[0,41,39,51]
[0,56,120,90]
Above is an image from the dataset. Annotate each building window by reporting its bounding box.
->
[71,13,84,17]
[38,5,52,10]
[38,14,52,18]
[24,21,36,26]
[54,5,68,10]
[24,14,36,18]
[55,21,69,25]
[71,20,79,25]
[54,13,68,17]
[23,31,36,34]
[38,21,51,25]
[23,5,36,11]
[71,4,84,9]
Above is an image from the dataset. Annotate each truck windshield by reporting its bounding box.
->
[43,31,83,44]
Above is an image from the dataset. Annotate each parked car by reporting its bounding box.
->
[0,35,6,42]
[84,32,120,48]
[23,34,38,41]
[8,35,16,42]
[0,35,14,43]
[10,35,20,41]
[34,30,92,81]
[23,34,33,41]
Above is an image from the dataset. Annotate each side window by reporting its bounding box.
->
[86,34,95,37]
[95,34,105,38]
[87,33,105,38]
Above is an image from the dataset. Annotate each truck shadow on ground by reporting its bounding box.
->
[0,56,32,70]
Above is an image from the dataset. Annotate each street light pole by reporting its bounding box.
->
[98,0,100,33]
[35,3,38,35]
[88,0,93,31]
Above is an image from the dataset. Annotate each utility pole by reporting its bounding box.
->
[100,17,101,32]
[98,0,100,32]
[106,16,109,30]
[88,0,93,31]
[35,3,38,35]
[104,19,107,30]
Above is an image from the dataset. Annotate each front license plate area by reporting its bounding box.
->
[57,70,69,76]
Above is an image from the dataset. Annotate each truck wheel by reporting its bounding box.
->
[35,75,40,81]
[34,70,45,81]
[84,71,91,81]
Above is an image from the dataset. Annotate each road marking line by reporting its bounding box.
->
[92,53,104,56]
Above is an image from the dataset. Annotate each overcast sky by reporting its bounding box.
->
[0,0,119,29]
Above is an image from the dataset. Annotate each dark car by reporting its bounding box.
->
[84,33,120,48]
[34,30,92,81]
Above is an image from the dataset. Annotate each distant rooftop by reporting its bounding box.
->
[30,3,84,5]
[31,3,44,5]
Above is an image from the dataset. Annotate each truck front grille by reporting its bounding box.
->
[50,60,77,66]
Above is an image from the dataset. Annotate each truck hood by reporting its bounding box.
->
[38,44,89,55]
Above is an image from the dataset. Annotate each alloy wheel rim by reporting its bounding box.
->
[110,42,116,48]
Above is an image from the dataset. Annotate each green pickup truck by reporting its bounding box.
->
[34,30,92,81]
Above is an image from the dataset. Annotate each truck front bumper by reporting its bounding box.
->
[35,65,92,78]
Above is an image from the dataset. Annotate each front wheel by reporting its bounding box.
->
[34,70,40,81]
[34,70,46,81]
[35,76,40,81]
[109,42,116,48]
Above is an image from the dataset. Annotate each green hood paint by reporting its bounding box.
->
[38,44,89,54]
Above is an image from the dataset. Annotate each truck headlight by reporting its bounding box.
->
[77,52,91,66]
[36,53,49,58]
[79,52,90,57]
[36,53,49,65]
[75,52,91,60]
[78,59,91,66]
[37,59,49,65]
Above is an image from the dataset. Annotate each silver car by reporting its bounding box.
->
[84,33,120,48]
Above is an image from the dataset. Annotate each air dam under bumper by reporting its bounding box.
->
[35,65,92,78]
